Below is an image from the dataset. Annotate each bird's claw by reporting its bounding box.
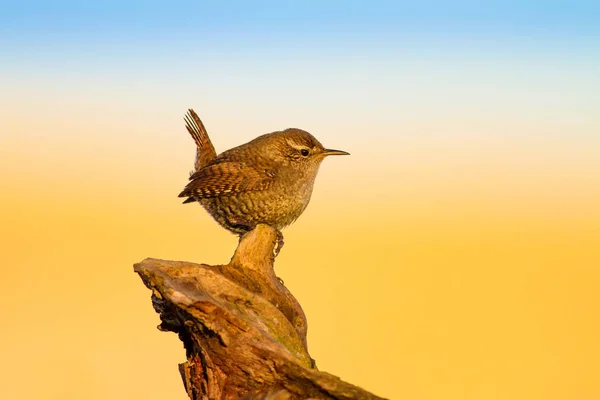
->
[273,229,285,257]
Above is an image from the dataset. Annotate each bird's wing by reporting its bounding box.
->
[178,162,274,199]
[185,109,217,171]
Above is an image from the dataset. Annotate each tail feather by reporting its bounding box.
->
[185,109,217,171]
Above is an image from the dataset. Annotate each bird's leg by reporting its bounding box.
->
[229,220,254,241]
[274,229,286,285]
[274,229,285,257]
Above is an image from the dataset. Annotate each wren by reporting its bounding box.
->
[178,109,349,254]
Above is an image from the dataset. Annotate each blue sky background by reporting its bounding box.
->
[2,1,599,53]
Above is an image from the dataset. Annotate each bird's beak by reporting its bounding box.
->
[322,149,350,156]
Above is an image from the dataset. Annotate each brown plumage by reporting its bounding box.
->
[184,162,274,198]
[178,109,349,251]
[184,109,216,171]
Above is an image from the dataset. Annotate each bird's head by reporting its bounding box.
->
[269,128,349,169]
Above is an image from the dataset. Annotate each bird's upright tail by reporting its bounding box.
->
[185,109,217,172]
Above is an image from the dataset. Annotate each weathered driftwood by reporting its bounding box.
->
[135,224,384,399]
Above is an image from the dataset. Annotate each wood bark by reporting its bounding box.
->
[134,224,385,399]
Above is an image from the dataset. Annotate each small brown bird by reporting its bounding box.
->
[179,109,349,253]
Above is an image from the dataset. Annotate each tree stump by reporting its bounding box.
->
[134,224,385,399]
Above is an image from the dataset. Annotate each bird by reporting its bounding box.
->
[178,109,349,254]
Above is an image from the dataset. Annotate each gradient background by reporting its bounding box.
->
[1,1,599,399]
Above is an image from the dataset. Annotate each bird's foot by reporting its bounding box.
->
[273,229,285,258]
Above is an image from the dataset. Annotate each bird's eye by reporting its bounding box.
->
[301,149,309,157]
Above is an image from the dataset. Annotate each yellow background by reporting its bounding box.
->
[1,9,600,398]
